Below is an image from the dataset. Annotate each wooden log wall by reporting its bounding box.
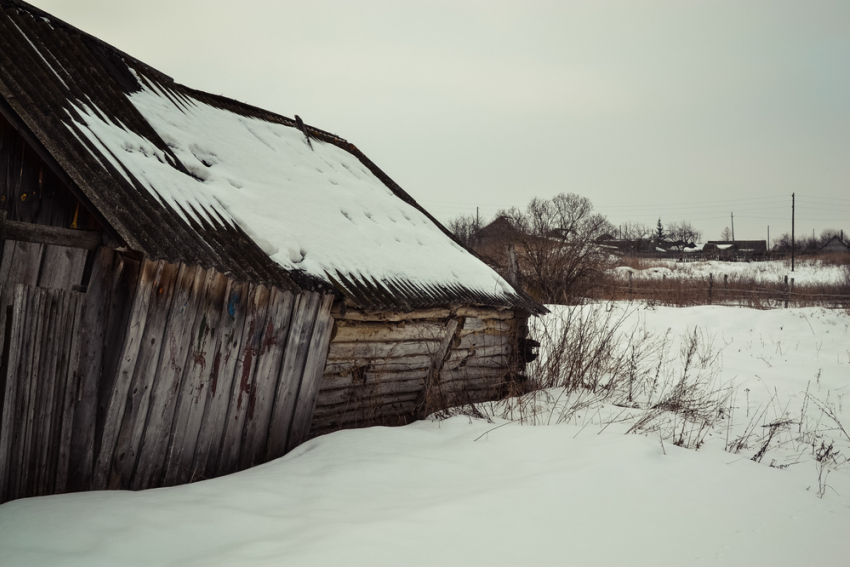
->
[310,306,527,438]
[0,248,335,503]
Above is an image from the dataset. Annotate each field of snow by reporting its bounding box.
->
[1,304,848,566]
[612,258,849,286]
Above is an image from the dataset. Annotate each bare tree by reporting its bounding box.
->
[446,213,481,248]
[502,193,615,304]
[720,226,732,241]
[620,221,652,241]
[666,221,702,244]
[772,232,791,253]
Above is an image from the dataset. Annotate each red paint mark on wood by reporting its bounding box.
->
[210,351,222,396]
[247,386,257,421]
[262,320,276,354]
[237,345,255,411]
[169,333,182,375]
[192,350,206,369]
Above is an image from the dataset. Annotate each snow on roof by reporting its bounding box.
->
[715,244,734,250]
[70,84,518,303]
[0,2,542,313]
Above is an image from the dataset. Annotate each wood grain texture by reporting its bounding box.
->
[192,281,252,480]
[457,332,511,351]
[417,318,459,417]
[0,240,43,384]
[95,253,140,454]
[32,289,61,496]
[217,284,270,477]
[36,245,86,290]
[240,288,294,470]
[2,218,101,249]
[0,285,25,501]
[316,379,424,407]
[455,307,514,320]
[310,397,418,432]
[264,292,320,460]
[332,307,450,322]
[162,270,228,486]
[131,264,206,490]
[332,321,446,343]
[106,260,180,490]
[16,286,47,498]
[322,356,433,375]
[64,247,113,493]
[92,259,162,490]
[318,369,429,391]
[326,341,440,360]
[286,293,335,452]
[54,292,85,494]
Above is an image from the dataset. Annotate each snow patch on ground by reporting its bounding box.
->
[611,259,848,286]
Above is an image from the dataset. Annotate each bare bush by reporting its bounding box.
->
[472,303,731,450]
[501,193,615,303]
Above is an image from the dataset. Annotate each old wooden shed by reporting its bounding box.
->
[0,0,543,504]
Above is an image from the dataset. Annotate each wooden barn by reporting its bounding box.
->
[0,0,544,504]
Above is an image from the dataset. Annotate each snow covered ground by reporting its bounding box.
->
[612,258,849,286]
[1,304,848,566]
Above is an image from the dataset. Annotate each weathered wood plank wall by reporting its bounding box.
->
[0,252,335,503]
[0,285,83,502]
[309,306,526,438]
[90,259,334,491]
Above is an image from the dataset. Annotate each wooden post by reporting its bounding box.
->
[708,273,713,305]
[416,317,460,419]
[791,193,795,272]
[784,275,789,308]
[628,271,633,299]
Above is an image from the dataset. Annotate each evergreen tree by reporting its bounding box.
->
[655,218,665,241]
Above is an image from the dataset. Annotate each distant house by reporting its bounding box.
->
[703,240,767,260]
[472,215,522,251]
[0,1,544,503]
[820,235,850,254]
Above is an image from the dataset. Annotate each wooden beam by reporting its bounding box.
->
[416,317,460,418]
[1,212,102,250]
[332,306,451,322]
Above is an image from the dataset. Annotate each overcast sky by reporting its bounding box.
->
[31,0,850,242]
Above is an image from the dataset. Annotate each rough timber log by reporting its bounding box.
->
[0,211,101,250]
[310,306,524,438]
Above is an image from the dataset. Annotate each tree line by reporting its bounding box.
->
[446,194,847,303]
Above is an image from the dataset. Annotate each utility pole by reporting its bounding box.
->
[730,212,735,241]
[476,207,479,230]
[791,193,795,272]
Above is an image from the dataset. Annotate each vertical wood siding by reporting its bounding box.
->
[0,285,83,502]
[0,254,335,503]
